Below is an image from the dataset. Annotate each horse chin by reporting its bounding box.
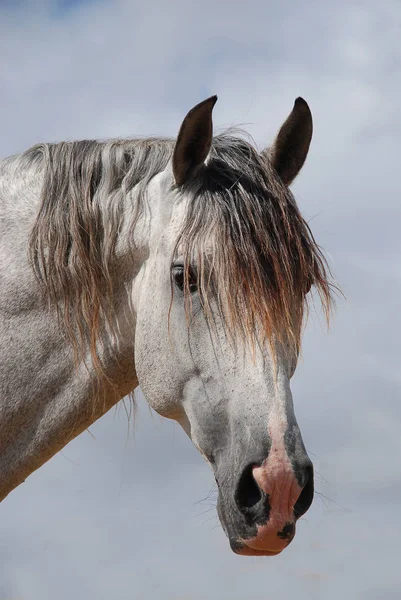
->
[229,539,288,557]
[235,546,282,557]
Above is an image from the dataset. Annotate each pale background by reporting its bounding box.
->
[0,1,400,598]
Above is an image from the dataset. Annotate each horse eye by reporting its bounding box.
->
[172,266,198,293]
[173,267,185,291]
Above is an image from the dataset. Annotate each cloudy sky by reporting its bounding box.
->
[1,0,400,598]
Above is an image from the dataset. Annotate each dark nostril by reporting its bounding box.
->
[235,464,262,511]
[293,463,314,519]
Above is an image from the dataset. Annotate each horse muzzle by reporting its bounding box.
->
[216,454,314,556]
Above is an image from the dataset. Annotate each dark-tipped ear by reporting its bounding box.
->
[172,95,217,186]
[267,97,313,186]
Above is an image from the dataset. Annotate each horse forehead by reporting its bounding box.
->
[146,171,187,236]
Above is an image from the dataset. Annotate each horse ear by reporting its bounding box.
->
[172,95,217,186]
[266,97,313,186]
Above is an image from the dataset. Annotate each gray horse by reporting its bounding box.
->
[0,96,332,556]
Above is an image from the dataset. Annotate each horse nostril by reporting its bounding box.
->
[235,464,262,511]
[293,463,314,519]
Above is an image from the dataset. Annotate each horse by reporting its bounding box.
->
[0,95,333,556]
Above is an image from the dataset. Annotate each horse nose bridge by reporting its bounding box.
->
[252,424,312,489]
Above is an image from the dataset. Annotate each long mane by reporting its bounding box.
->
[26,132,333,376]
[178,133,333,354]
[28,137,174,372]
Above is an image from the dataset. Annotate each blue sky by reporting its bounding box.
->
[53,0,100,16]
[0,0,96,13]
[0,0,400,598]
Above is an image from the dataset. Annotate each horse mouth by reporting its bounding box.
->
[228,521,297,557]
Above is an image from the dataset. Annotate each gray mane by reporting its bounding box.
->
[25,137,175,370]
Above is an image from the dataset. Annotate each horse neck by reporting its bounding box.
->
[0,157,140,502]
